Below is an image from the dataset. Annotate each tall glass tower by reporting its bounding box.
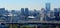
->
[45,3,51,12]
[21,8,25,15]
[25,8,29,16]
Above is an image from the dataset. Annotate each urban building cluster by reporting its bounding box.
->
[0,3,60,28]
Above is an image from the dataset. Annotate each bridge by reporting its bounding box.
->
[0,20,60,24]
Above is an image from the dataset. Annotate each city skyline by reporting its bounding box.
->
[0,0,60,10]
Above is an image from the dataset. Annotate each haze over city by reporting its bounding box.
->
[0,0,60,10]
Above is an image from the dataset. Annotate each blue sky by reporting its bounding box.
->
[0,0,60,10]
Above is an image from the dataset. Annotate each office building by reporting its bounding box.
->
[25,8,29,16]
[21,8,25,15]
[45,3,51,12]
[0,8,5,15]
[54,8,59,21]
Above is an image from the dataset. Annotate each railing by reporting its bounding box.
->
[0,20,60,24]
[17,20,60,23]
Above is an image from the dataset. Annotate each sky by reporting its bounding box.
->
[0,0,60,10]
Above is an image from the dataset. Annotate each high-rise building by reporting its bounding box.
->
[45,3,51,12]
[5,10,9,15]
[11,10,16,14]
[25,8,29,16]
[58,8,60,12]
[40,8,46,21]
[24,8,29,20]
[54,8,58,12]
[54,8,59,21]
[21,8,25,15]
[33,9,37,16]
[54,8,59,16]
[29,10,34,16]
[58,8,60,16]
[0,8,5,15]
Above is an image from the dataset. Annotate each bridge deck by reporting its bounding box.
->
[0,21,60,24]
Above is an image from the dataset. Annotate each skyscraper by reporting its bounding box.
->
[54,8,59,21]
[45,3,51,12]
[40,8,45,21]
[54,8,59,16]
[25,8,29,16]
[20,8,25,20]
[21,8,25,15]
[24,8,29,20]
